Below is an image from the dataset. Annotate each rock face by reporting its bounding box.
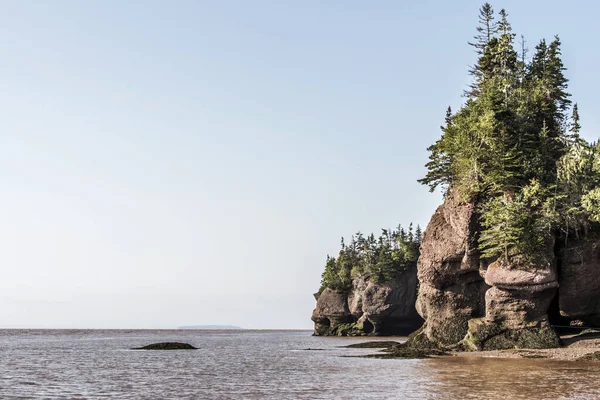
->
[559,235,600,325]
[464,251,561,350]
[313,191,600,346]
[410,191,563,350]
[311,265,423,336]
[412,192,488,347]
[312,288,353,335]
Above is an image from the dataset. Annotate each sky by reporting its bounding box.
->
[1,1,599,329]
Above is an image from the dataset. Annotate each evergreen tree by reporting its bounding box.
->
[582,187,600,223]
[319,224,421,291]
[419,4,598,263]
[467,3,498,97]
[445,106,452,125]
[415,225,423,244]
[479,194,526,262]
[469,3,497,53]
[418,106,459,192]
[569,103,581,140]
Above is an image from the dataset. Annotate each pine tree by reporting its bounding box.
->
[415,225,423,244]
[526,37,571,141]
[445,106,452,125]
[517,35,528,84]
[467,3,498,98]
[419,4,597,263]
[417,106,457,192]
[569,103,581,140]
[582,187,600,223]
[496,10,518,97]
[546,36,572,123]
[469,3,497,54]
[319,224,422,289]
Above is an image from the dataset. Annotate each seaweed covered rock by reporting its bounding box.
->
[343,341,400,349]
[411,192,488,347]
[367,344,448,359]
[462,318,559,350]
[577,351,600,362]
[133,342,198,350]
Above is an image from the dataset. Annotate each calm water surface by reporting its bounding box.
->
[1,329,599,399]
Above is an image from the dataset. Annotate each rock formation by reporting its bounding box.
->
[312,191,600,346]
[558,235,600,325]
[312,288,353,335]
[311,190,599,346]
[409,192,600,351]
[463,250,561,350]
[311,265,423,336]
[133,342,198,350]
[411,191,488,347]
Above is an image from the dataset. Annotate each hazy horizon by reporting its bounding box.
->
[2,0,599,329]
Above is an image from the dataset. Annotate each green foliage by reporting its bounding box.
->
[582,188,600,223]
[319,224,421,292]
[479,180,555,263]
[555,140,600,237]
[420,4,599,262]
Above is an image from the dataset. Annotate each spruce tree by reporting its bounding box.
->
[467,3,498,98]
[419,4,598,263]
[469,3,497,53]
[415,225,423,244]
[319,224,422,290]
[569,103,581,140]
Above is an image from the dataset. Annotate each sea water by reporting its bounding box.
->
[1,329,599,399]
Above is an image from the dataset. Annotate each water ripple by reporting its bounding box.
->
[1,330,600,399]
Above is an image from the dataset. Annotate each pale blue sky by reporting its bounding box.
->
[1,1,598,329]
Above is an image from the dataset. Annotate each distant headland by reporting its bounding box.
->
[178,325,242,330]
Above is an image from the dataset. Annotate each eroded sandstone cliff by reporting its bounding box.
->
[311,265,423,336]
[311,195,599,346]
[409,193,599,351]
[558,235,600,326]
[410,191,488,347]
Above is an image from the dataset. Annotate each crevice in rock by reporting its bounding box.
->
[548,290,571,333]
[362,319,374,334]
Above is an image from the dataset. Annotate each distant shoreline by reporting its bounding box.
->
[178,325,243,330]
[0,328,313,331]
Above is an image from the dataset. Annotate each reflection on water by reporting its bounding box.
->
[0,330,599,399]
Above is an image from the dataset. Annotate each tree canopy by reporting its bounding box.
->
[319,224,421,292]
[419,3,600,263]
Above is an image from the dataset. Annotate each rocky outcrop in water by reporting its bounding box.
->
[411,192,488,347]
[312,288,352,335]
[464,250,561,350]
[133,342,198,350]
[408,192,600,351]
[312,265,423,336]
[312,196,599,346]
